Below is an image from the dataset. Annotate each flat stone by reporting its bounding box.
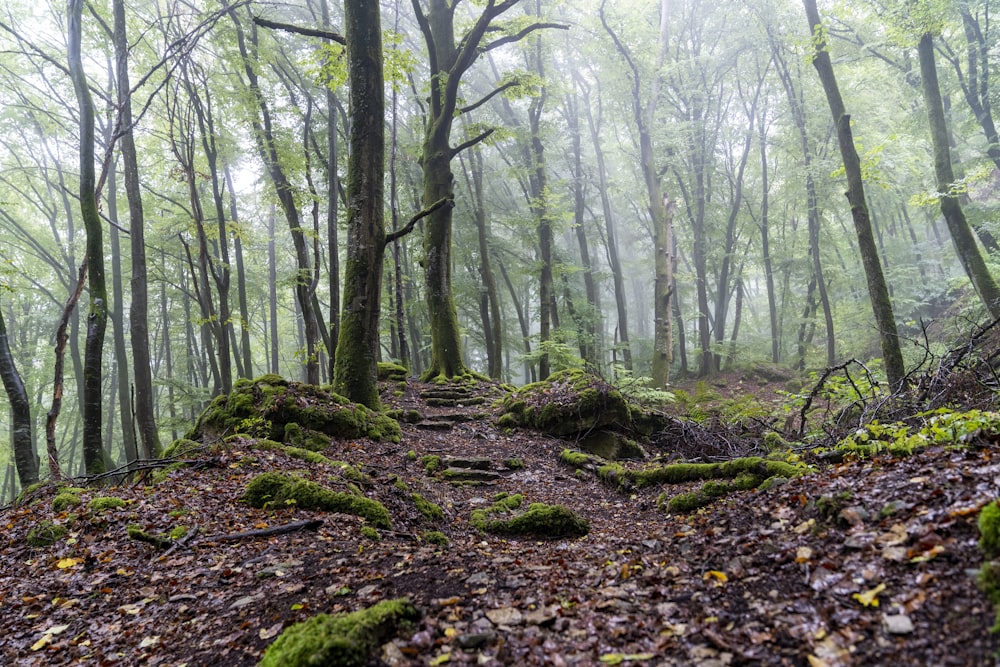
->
[415,421,453,431]
[882,613,914,635]
[485,607,523,626]
[443,456,492,470]
[442,468,500,482]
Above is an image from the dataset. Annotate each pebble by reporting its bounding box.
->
[883,613,915,635]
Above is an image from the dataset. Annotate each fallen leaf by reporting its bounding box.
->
[259,623,282,640]
[853,583,886,607]
[703,570,728,586]
[796,546,814,563]
[56,557,83,570]
[138,636,160,649]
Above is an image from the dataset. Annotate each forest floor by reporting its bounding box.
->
[1,373,999,666]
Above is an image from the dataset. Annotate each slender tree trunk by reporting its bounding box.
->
[113,0,159,457]
[69,0,107,474]
[804,0,905,389]
[225,167,253,379]
[919,32,1000,318]
[0,305,37,487]
[467,145,503,378]
[758,114,780,363]
[267,204,280,374]
[321,0,342,380]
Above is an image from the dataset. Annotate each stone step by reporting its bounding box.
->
[415,421,453,431]
[441,467,501,483]
[442,456,492,470]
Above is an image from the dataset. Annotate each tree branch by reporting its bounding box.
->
[385,197,453,246]
[459,80,518,115]
[483,22,569,53]
[253,15,346,44]
[451,127,496,158]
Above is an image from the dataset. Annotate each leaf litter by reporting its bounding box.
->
[0,376,997,665]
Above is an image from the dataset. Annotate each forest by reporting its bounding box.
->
[3,0,1000,664]
[0,0,996,490]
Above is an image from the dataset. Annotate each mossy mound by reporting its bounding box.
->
[498,370,633,437]
[88,496,128,512]
[52,491,82,512]
[260,598,421,667]
[186,375,401,444]
[978,501,1000,632]
[27,521,68,547]
[242,472,391,529]
[470,493,588,539]
[161,438,202,458]
[377,362,408,382]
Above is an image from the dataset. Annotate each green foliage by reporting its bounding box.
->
[834,410,1000,459]
[360,526,380,541]
[161,438,201,458]
[503,457,525,470]
[242,472,391,529]
[559,449,594,469]
[26,521,67,547]
[259,598,421,667]
[609,365,675,407]
[127,524,173,549]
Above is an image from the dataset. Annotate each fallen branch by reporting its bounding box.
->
[203,518,324,543]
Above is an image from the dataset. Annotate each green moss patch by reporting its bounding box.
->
[422,531,449,546]
[161,438,202,458]
[27,521,68,547]
[377,362,408,382]
[186,375,401,444]
[242,472,391,529]
[52,491,82,513]
[411,493,444,521]
[470,493,588,539]
[830,410,1000,460]
[260,598,421,667]
[978,501,1000,632]
[88,496,127,512]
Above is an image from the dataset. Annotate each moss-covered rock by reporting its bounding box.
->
[242,472,391,529]
[52,491,82,513]
[27,521,68,547]
[161,438,202,458]
[88,496,128,512]
[260,598,421,667]
[412,493,444,521]
[499,370,632,437]
[283,422,332,452]
[377,362,408,382]
[422,531,449,546]
[186,375,401,444]
[470,493,588,539]
[632,457,800,489]
[980,501,1000,560]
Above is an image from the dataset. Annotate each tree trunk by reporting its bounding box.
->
[0,304,37,487]
[467,144,503,379]
[919,32,1000,318]
[69,0,107,474]
[758,114,780,363]
[803,0,905,390]
[225,166,254,379]
[333,0,385,408]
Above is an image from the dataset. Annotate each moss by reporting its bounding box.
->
[421,455,442,474]
[169,525,189,540]
[504,458,525,470]
[498,369,633,437]
[377,362,408,382]
[476,503,589,539]
[27,521,68,547]
[763,432,790,452]
[162,438,201,458]
[980,501,1000,560]
[150,462,187,485]
[242,472,391,529]
[360,526,380,541]
[283,422,332,452]
[88,496,127,512]
[422,531,449,546]
[52,491,82,513]
[407,450,417,461]
[260,598,421,667]
[630,457,801,489]
[412,493,444,521]
[559,448,594,468]
[127,525,173,549]
[188,377,401,444]
[254,440,334,465]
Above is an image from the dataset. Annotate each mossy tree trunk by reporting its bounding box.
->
[803,0,905,390]
[69,0,107,475]
[0,304,36,487]
[411,0,559,380]
[333,0,385,409]
[919,32,1000,319]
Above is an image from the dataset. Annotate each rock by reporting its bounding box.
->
[524,607,558,626]
[485,607,523,627]
[577,430,646,460]
[883,613,914,635]
[442,456,493,470]
[442,468,501,483]
[456,632,495,649]
[229,593,264,610]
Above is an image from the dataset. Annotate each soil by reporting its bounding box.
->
[1,376,998,666]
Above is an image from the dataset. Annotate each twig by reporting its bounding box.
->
[202,518,324,542]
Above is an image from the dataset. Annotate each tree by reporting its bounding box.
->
[803,0,906,390]
[68,0,108,474]
[600,0,672,387]
[918,31,1000,318]
[333,0,385,408]
[410,0,563,380]
[0,300,36,487]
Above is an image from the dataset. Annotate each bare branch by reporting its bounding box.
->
[385,197,453,246]
[483,22,569,53]
[451,127,496,158]
[252,15,346,44]
[459,80,518,115]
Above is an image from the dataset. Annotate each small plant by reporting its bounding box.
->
[360,526,380,541]
[88,496,127,513]
[503,457,525,470]
[421,455,441,474]
[26,521,68,547]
